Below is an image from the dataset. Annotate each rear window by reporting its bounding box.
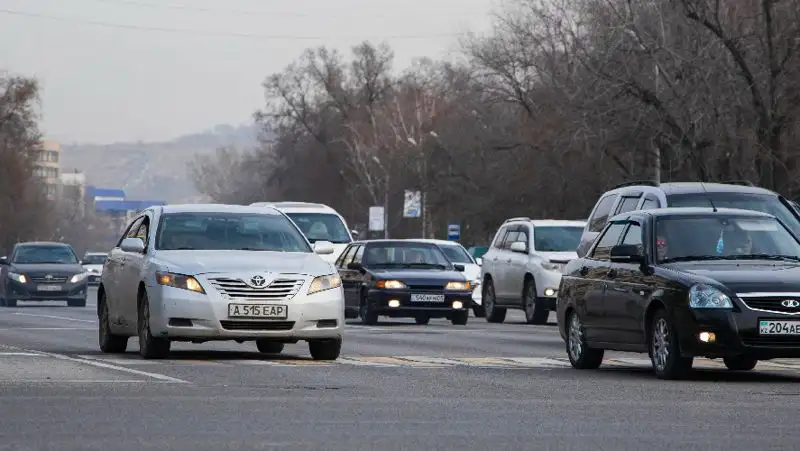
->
[667,192,800,237]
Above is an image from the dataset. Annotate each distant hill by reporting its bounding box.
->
[59,124,260,203]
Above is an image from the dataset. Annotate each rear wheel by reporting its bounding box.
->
[359,291,378,325]
[309,338,341,360]
[98,293,128,354]
[483,280,506,323]
[256,340,284,354]
[650,309,693,379]
[137,291,170,359]
[565,310,603,369]
[523,279,548,325]
[723,356,757,371]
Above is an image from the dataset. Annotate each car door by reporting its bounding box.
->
[578,221,627,343]
[507,224,531,302]
[603,220,648,344]
[495,227,521,302]
[482,226,508,295]
[120,214,150,325]
[105,216,142,323]
[337,245,360,310]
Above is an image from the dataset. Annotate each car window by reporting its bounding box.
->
[641,195,659,210]
[118,217,143,247]
[516,227,530,251]
[154,212,312,252]
[134,217,150,248]
[588,194,617,232]
[620,223,643,254]
[590,223,627,260]
[616,196,642,214]
[336,245,355,267]
[12,245,79,264]
[655,215,800,263]
[285,212,351,244]
[352,245,365,264]
[502,229,521,249]
[363,242,451,268]
[491,227,508,248]
[438,244,474,263]
[533,226,584,252]
[82,254,107,265]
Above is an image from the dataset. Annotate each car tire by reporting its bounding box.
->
[68,298,86,307]
[137,291,170,359]
[309,338,341,360]
[256,340,284,354]
[98,293,128,354]
[472,305,485,317]
[414,315,430,325]
[723,356,757,371]
[523,279,548,325]
[483,279,506,323]
[649,309,693,380]
[565,310,603,369]
[451,311,468,326]
[359,290,378,326]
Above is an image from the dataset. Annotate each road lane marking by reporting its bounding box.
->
[35,351,189,383]
[449,357,515,367]
[0,352,43,356]
[396,356,465,366]
[0,327,95,331]
[502,357,571,367]
[10,313,95,323]
[0,379,151,384]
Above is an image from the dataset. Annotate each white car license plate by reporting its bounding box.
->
[759,320,800,335]
[410,294,445,303]
[37,285,62,292]
[228,304,287,319]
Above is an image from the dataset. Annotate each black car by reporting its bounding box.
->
[557,207,800,379]
[0,241,89,307]
[335,239,473,325]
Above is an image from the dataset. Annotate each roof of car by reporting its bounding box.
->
[249,201,339,213]
[611,207,776,222]
[610,182,776,196]
[158,204,283,215]
[351,239,445,245]
[412,239,466,246]
[14,241,71,247]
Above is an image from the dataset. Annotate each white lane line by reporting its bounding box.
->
[0,327,95,331]
[30,350,189,383]
[0,379,153,384]
[503,357,571,368]
[11,313,95,323]
[0,352,43,356]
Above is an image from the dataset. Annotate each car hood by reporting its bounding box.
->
[459,264,481,281]
[370,268,467,285]
[154,250,335,276]
[668,261,800,292]
[11,263,84,274]
[538,251,579,263]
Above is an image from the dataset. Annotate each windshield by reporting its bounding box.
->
[82,254,107,265]
[667,192,800,237]
[533,226,584,252]
[438,244,474,264]
[13,246,79,264]
[363,242,452,269]
[285,212,351,244]
[655,215,800,263]
[155,212,312,252]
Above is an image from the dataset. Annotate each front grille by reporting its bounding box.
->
[220,320,295,331]
[209,277,304,301]
[29,276,68,283]
[739,297,800,314]
[408,284,445,292]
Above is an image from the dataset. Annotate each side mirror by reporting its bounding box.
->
[120,237,145,253]
[313,240,335,255]
[453,264,465,272]
[347,262,365,273]
[350,230,360,240]
[475,257,483,266]
[509,241,527,253]
[610,244,644,264]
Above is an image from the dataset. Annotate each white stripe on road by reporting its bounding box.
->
[11,313,95,323]
[30,350,189,383]
[0,379,152,384]
[0,352,43,356]
[0,327,95,331]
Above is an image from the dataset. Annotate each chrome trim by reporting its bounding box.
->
[736,292,800,316]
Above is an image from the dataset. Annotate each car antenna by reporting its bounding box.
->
[700,181,718,212]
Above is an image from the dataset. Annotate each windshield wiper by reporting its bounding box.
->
[661,255,731,263]
[402,263,448,269]
[237,247,267,251]
[723,254,800,262]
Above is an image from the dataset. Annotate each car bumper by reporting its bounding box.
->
[536,270,563,299]
[471,285,482,306]
[675,307,800,360]
[147,284,344,341]
[4,279,88,301]
[87,274,102,285]
[367,289,471,318]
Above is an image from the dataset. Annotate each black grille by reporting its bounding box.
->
[408,284,445,291]
[29,276,68,283]
[220,320,295,331]
[740,297,800,314]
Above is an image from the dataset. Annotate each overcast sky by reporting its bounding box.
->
[0,0,495,145]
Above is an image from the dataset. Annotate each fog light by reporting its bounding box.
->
[452,301,463,309]
[388,300,400,308]
[544,288,556,297]
[698,331,716,343]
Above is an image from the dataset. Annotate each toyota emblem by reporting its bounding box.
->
[45,274,53,280]
[781,299,800,308]
[249,275,266,287]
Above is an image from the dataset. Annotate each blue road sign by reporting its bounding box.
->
[447,223,461,241]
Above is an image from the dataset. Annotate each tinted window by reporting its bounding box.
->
[533,226,584,252]
[616,196,641,214]
[337,246,356,267]
[667,192,800,237]
[82,254,107,265]
[501,230,521,249]
[285,213,351,244]
[491,228,508,248]
[641,195,659,210]
[438,244,474,263]
[655,215,800,263]
[13,245,79,264]
[588,195,617,232]
[155,212,311,252]
[363,242,451,268]
[620,223,643,254]
[590,223,627,259]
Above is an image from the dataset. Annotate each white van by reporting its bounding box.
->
[249,201,354,262]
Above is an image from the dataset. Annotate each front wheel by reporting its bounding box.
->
[309,338,341,360]
[650,309,693,379]
[256,340,284,354]
[523,280,548,325]
[565,310,603,369]
[138,292,170,359]
[483,280,506,323]
[359,291,378,325]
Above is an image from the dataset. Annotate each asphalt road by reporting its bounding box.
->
[1,288,800,450]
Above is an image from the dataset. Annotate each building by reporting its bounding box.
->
[86,186,166,243]
[32,140,61,199]
[59,170,88,218]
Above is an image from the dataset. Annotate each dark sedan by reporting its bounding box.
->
[0,241,89,307]
[335,239,473,325]
[557,207,800,379]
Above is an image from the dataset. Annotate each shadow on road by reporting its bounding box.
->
[588,365,800,383]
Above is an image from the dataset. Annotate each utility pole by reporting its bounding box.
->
[653,63,661,184]
[383,172,389,239]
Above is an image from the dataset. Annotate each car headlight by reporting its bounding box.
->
[542,262,563,271]
[688,284,733,309]
[8,272,27,283]
[70,272,88,283]
[471,279,481,288]
[308,273,342,295]
[445,281,472,290]
[156,271,205,294]
[375,279,407,289]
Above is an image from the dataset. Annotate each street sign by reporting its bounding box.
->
[447,223,460,241]
[403,190,421,218]
[368,206,385,231]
